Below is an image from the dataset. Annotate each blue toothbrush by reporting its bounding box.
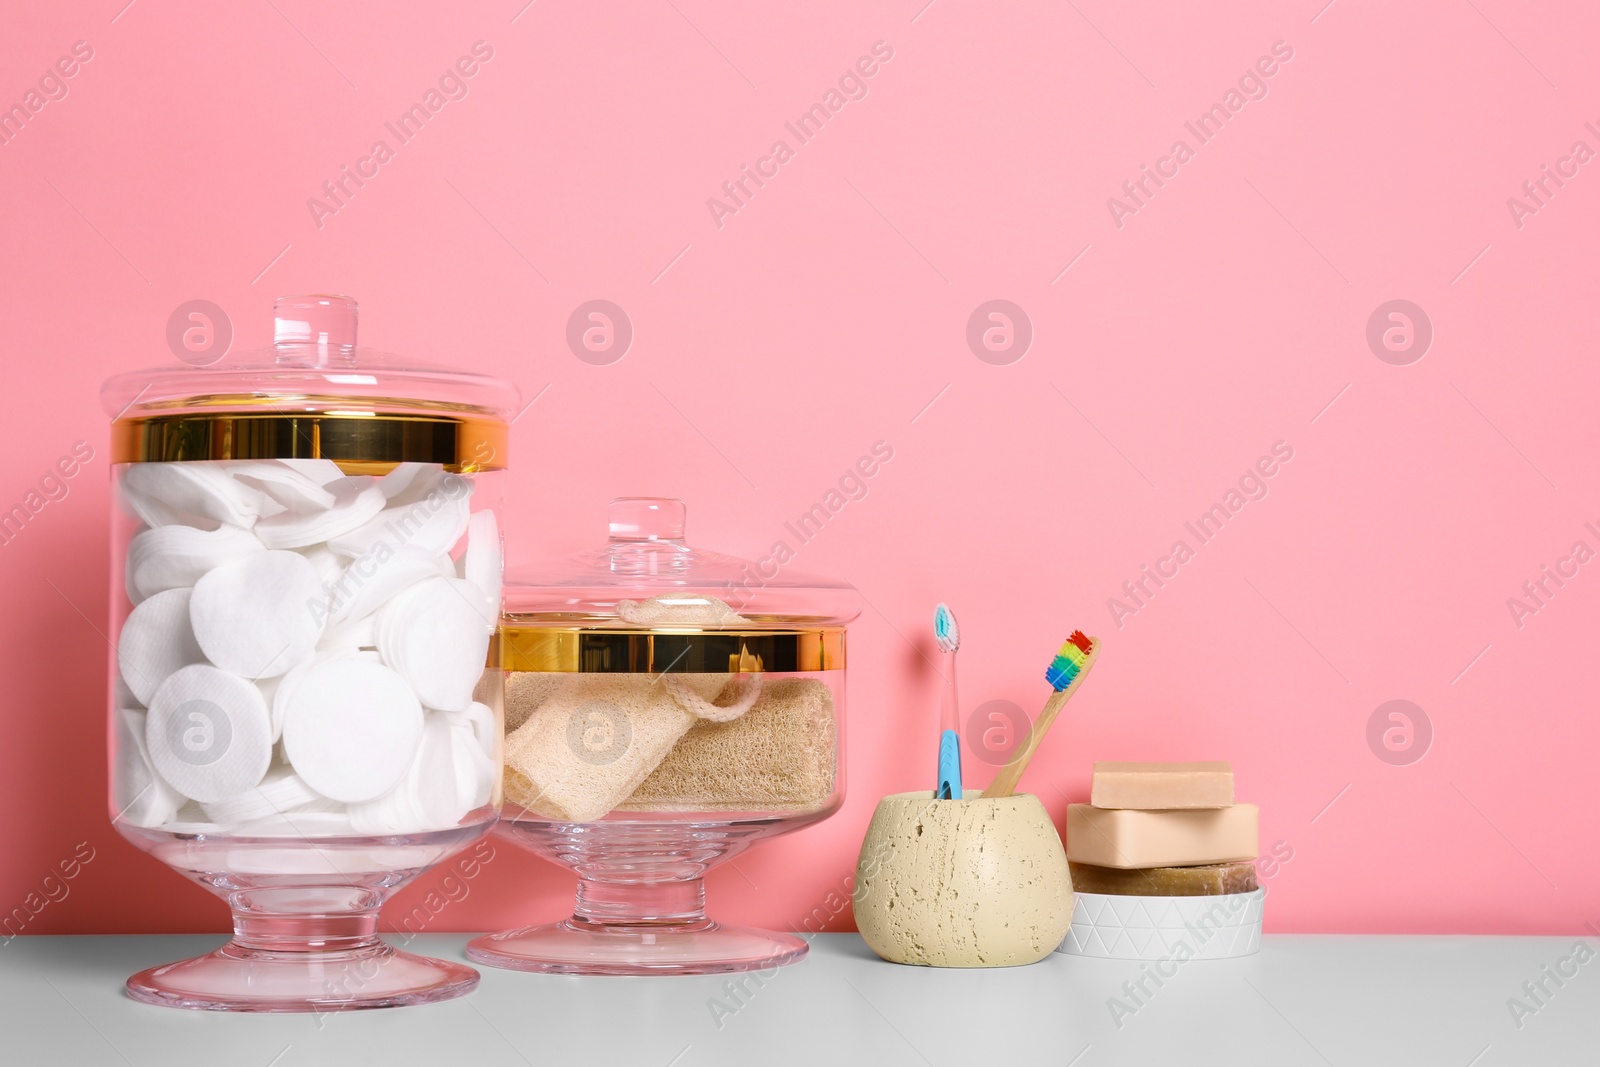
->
[933,603,962,799]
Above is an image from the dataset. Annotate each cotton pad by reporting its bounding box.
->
[451,712,494,809]
[235,810,357,837]
[190,550,327,679]
[348,713,474,834]
[254,477,386,550]
[377,462,439,501]
[294,543,345,592]
[461,510,503,622]
[125,524,265,604]
[114,672,142,712]
[122,462,266,529]
[280,657,424,802]
[317,612,379,654]
[328,487,472,559]
[117,587,207,706]
[228,460,338,513]
[376,577,493,712]
[448,700,497,762]
[380,464,470,507]
[272,650,357,744]
[145,664,274,803]
[329,545,453,624]
[113,708,183,828]
[276,458,348,486]
[200,766,321,826]
[256,674,286,741]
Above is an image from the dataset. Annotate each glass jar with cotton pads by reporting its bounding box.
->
[102,295,512,1012]
[468,497,858,975]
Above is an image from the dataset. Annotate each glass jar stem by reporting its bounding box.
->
[571,876,708,927]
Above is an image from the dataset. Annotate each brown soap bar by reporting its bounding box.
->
[1091,761,1233,809]
[1069,860,1259,896]
[1066,804,1258,868]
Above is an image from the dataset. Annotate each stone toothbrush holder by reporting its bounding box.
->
[853,790,1073,967]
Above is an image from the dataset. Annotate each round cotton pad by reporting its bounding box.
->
[317,613,379,654]
[145,665,273,803]
[294,544,345,591]
[280,658,423,802]
[254,477,386,550]
[461,510,503,622]
[228,460,338,513]
[348,713,471,833]
[190,550,326,679]
[376,577,493,712]
[200,766,321,827]
[235,810,357,838]
[114,708,183,828]
[448,700,498,762]
[125,524,265,603]
[377,462,438,501]
[448,713,493,810]
[276,458,348,486]
[118,587,207,706]
[122,462,266,529]
[328,488,472,560]
[330,545,453,624]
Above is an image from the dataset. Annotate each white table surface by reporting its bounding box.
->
[0,933,1592,1065]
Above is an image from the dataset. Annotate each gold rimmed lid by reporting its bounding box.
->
[500,624,846,673]
[500,498,860,671]
[112,411,506,471]
[103,295,514,470]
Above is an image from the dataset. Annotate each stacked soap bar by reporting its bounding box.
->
[1066,762,1258,896]
[113,459,502,838]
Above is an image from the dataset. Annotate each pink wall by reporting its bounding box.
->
[1,0,1595,937]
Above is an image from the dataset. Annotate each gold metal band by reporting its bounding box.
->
[112,413,507,471]
[499,625,846,673]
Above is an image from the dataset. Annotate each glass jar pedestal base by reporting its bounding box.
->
[127,940,478,1013]
[115,838,491,1013]
[467,874,807,976]
[466,919,806,976]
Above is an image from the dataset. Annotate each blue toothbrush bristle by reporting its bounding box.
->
[1045,658,1080,690]
[933,603,959,652]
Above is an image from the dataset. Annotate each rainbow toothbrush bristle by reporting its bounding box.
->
[1045,631,1095,691]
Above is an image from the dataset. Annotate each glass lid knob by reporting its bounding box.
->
[608,497,686,542]
[274,294,358,363]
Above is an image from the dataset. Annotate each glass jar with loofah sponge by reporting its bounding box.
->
[469,497,858,976]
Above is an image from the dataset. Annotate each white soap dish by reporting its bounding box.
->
[1056,887,1265,960]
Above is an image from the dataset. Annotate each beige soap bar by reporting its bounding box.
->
[1090,761,1234,809]
[1066,804,1258,868]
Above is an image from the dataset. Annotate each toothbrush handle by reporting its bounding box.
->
[937,729,962,800]
[940,652,959,733]
[984,645,1099,800]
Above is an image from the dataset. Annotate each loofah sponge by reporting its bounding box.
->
[503,671,568,733]
[618,678,836,813]
[615,594,750,627]
[502,672,760,822]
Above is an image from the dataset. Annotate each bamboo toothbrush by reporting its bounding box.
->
[933,603,962,800]
[984,632,1099,799]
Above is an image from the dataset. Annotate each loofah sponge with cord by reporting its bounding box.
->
[618,677,836,813]
[615,594,751,627]
[503,671,568,733]
[502,672,760,822]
